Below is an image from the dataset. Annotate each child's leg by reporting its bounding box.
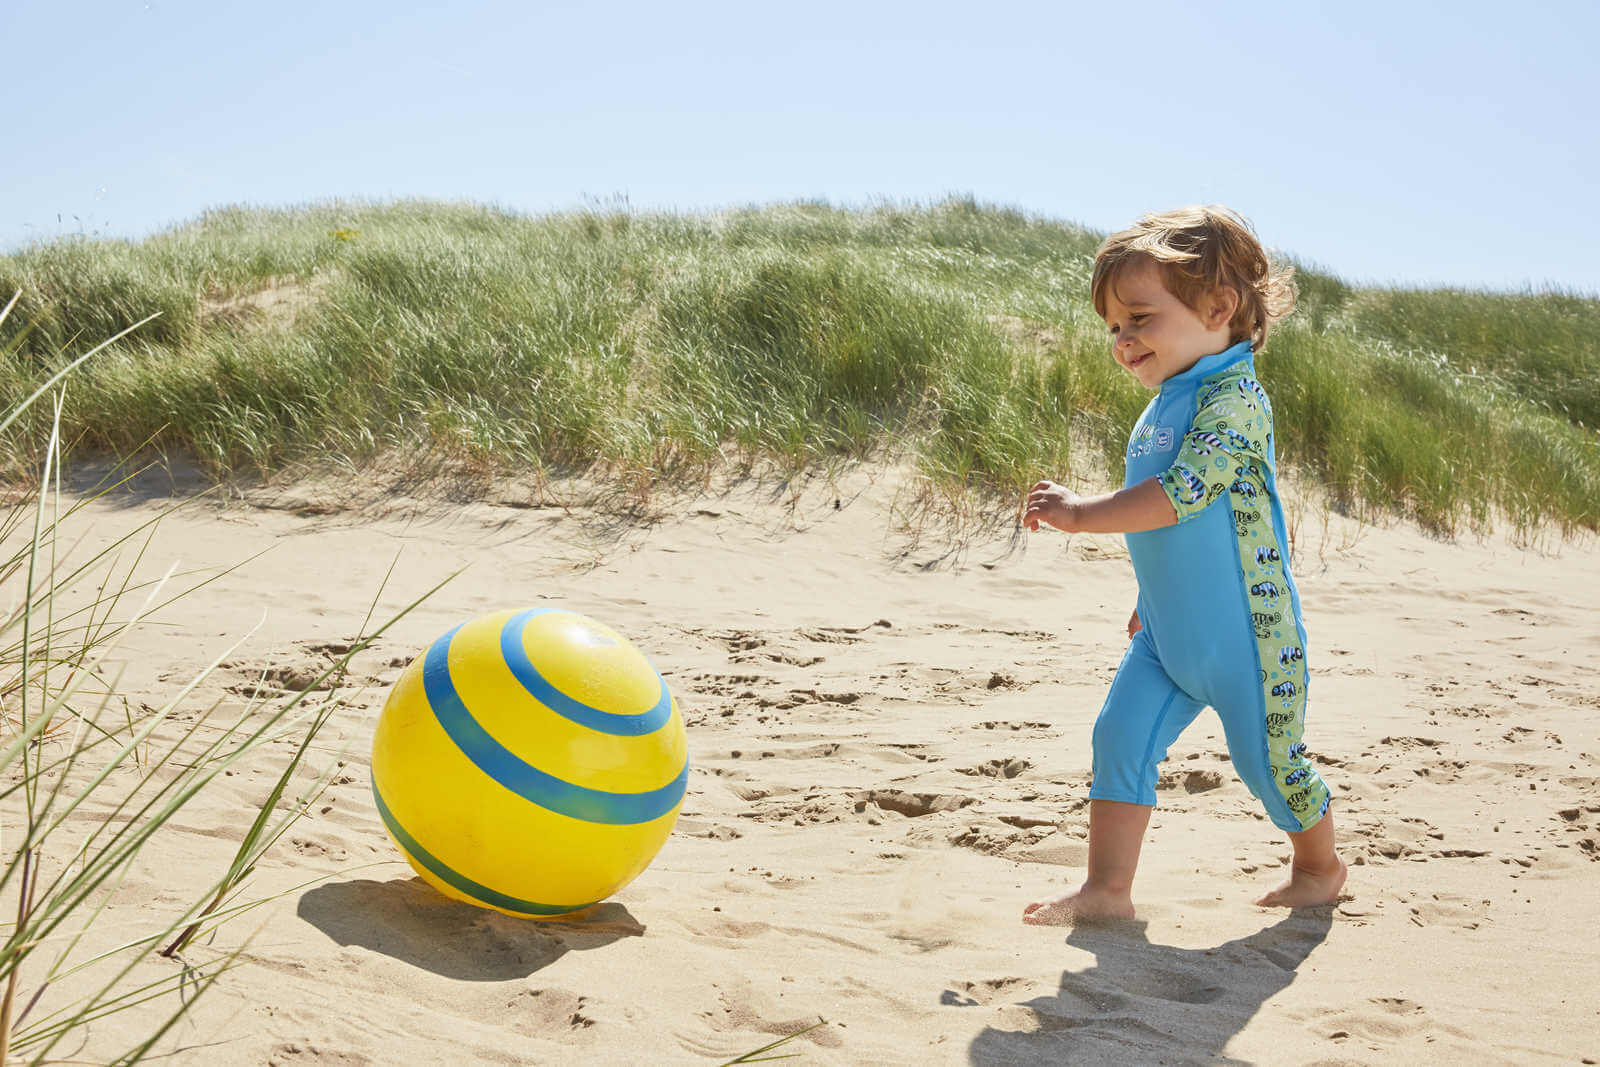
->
[1208,645,1343,906]
[1023,629,1204,925]
[1256,808,1346,908]
[1023,799,1150,924]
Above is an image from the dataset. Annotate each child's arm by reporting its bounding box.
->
[1024,477,1176,534]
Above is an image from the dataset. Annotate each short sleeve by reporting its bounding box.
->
[1157,375,1274,523]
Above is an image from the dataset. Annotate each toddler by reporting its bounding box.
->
[1021,206,1345,923]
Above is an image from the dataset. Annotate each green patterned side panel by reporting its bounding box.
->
[1158,367,1332,827]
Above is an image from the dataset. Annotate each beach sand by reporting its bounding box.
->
[25,464,1600,1064]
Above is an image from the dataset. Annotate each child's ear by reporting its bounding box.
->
[1208,286,1241,329]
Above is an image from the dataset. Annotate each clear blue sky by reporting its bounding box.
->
[5,1,1596,293]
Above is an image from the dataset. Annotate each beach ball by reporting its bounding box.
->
[370,608,688,918]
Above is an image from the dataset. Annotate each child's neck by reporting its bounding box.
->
[1161,339,1249,386]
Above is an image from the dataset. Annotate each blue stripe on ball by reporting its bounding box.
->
[423,624,688,825]
[372,778,593,916]
[499,609,672,736]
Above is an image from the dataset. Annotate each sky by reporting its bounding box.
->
[4,0,1597,294]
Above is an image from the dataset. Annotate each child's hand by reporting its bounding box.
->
[1023,480,1082,533]
[1127,608,1141,639]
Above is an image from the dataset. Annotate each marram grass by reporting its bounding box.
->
[1,198,1596,536]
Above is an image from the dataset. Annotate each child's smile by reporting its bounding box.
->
[1101,260,1237,389]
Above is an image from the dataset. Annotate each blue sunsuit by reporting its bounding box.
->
[1090,340,1332,833]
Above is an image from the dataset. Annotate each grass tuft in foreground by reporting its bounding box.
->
[0,300,448,1063]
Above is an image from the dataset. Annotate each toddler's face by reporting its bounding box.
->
[1100,260,1235,390]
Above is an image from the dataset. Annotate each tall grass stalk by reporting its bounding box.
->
[159,550,447,960]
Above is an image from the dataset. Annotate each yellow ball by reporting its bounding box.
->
[370,608,688,918]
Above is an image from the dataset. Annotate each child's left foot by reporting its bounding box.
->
[1254,858,1347,908]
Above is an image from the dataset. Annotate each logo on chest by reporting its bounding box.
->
[1128,424,1176,460]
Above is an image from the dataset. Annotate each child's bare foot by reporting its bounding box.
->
[1022,883,1135,925]
[1254,858,1347,908]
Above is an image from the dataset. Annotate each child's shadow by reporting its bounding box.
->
[965,910,1332,1065]
[296,877,643,982]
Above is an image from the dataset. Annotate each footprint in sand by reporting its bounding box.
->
[1408,757,1470,784]
[764,650,826,667]
[854,789,975,818]
[941,977,1037,1007]
[1401,892,1491,930]
[735,791,861,827]
[945,821,1049,858]
[1499,725,1566,747]
[674,817,743,841]
[709,629,767,653]
[1551,804,1600,862]
[502,987,597,1035]
[1343,818,1445,865]
[1311,996,1469,1046]
[955,757,1032,779]
[688,672,770,696]
[757,688,864,709]
[1156,768,1226,793]
[289,832,350,862]
[1005,831,1089,867]
[1378,734,1448,750]
[227,658,335,697]
[227,637,392,697]
[266,1042,370,1065]
[670,972,841,1059]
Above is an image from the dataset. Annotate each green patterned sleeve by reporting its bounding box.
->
[1157,375,1274,523]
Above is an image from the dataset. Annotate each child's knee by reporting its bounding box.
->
[1090,713,1159,805]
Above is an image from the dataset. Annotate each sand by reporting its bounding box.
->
[16,464,1600,1065]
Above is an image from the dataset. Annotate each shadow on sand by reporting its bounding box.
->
[297,876,644,982]
[966,910,1332,1065]
[62,455,217,507]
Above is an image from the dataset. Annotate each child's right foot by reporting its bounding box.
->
[1022,883,1135,925]
[1255,857,1348,908]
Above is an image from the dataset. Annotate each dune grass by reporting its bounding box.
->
[0,198,1595,537]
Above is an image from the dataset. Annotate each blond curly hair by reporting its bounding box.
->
[1091,205,1297,352]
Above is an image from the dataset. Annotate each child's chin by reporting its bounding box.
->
[1123,362,1160,388]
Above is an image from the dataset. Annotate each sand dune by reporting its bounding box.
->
[27,465,1600,1064]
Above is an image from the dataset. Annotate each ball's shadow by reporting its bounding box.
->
[297,876,644,982]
